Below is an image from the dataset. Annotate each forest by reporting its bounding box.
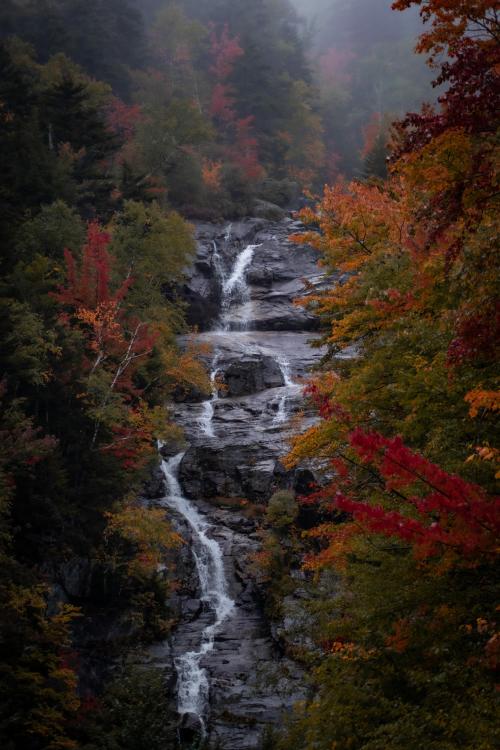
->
[0,1,498,749]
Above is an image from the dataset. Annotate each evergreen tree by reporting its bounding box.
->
[0,44,58,258]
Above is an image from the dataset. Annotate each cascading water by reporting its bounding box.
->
[179,244,263,706]
[199,357,220,438]
[212,241,226,286]
[273,357,295,426]
[164,242,259,725]
[220,243,260,331]
[200,242,261,439]
[154,219,324,747]
[160,453,235,724]
[222,244,258,299]
[199,232,241,439]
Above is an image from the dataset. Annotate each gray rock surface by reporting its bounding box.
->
[221,354,284,397]
[151,216,333,748]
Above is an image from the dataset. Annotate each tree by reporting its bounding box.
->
[0,584,80,750]
[13,200,85,262]
[0,8,216,746]
[130,68,213,206]
[43,66,121,217]
[0,0,147,97]
[53,222,163,464]
[0,42,59,257]
[266,489,299,530]
[360,113,389,179]
[277,1,499,745]
[279,79,325,186]
[392,0,499,60]
[78,664,177,750]
[150,3,207,106]
[0,387,80,750]
[209,23,243,124]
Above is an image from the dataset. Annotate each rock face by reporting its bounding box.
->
[180,444,281,502]
[182,218,325,332]
[150,216,329,749]
[182,220,265,331]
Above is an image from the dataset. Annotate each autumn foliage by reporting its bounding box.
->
[302,426,499,567]
[279,3,500,747]
[391,0,499,59]
[209,24,243,123]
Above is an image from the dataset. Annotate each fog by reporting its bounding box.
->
[287,0,431,176]
[0,0,434,181]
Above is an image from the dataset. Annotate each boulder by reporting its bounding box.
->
[223,219,266,243]
[253,199,286,221]
[220,355,284,397]
[182,598,203,621]
[180,275,220,331]
[159,440,185,459]
[172,382,211,404]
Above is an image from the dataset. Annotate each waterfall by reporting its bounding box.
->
[222,244,257,298]
[272,357,295,426]
[199,358,220,438]
[155,220,323,745]
[160,453,235,724]
[202,242,259,438]
[220,243,260,331]
[161,240,258,722]
[212,241,226,285]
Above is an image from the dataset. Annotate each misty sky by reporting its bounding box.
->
[290,0,423,48]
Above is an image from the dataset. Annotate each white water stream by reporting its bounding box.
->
[163,235,301,728]
[160,453,235,723]
[212,241,226,286]
[222,244,257,298]
[220,243,260,331]
[201,240,264,442]
[199,358,220,438]
[273,357,295,426]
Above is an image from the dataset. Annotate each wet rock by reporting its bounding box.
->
[180,216,327,334]
[59,557,92,599]
[221,355,284,397]
[181,276,221,331]
[246,267,274,287]
[152,216,328,749]
[179,712,204,744]
[179,444,282,502]
[247,299,319,331]
[143,468,165,500]
[182,598,203,621]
